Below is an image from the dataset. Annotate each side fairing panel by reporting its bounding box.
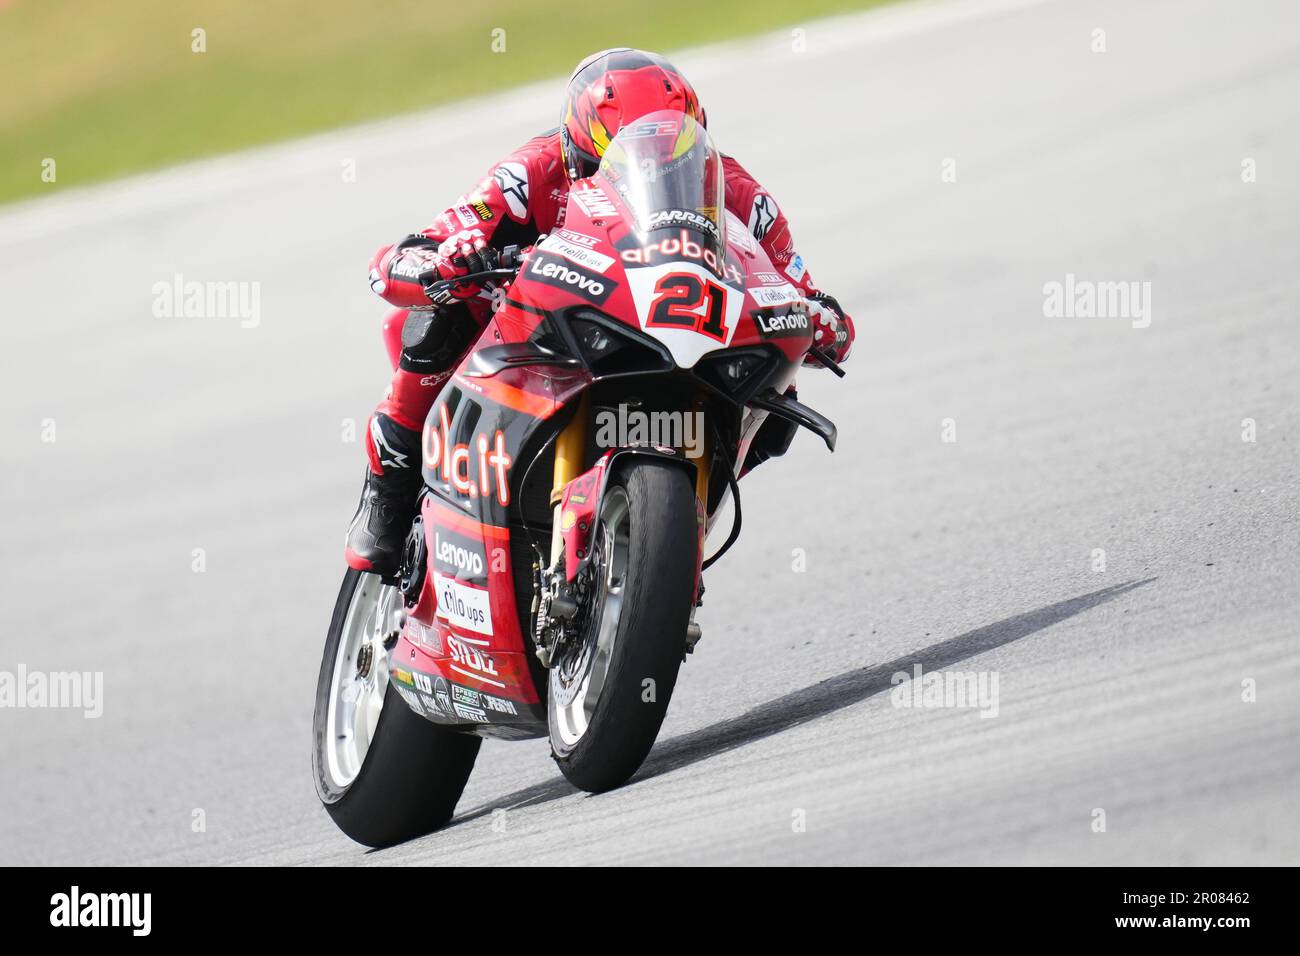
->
[390,349,584,735]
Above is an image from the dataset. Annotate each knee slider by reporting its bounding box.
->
[398,305,478,372]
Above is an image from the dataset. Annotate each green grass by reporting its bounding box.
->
[0,0,892,204]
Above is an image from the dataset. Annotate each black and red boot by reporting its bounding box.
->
[345,414,423,576]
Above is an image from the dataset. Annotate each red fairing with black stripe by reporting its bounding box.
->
[385,111,844,738]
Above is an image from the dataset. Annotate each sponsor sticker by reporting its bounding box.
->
[434,530,487,580]
[752,306,811,340]
[539,235,615,273]
[784,253,806,282]
[558,229,598,248]
[453,702,490,723]
[646,208,719,240]
[433,677,453,714]
[526,254,613,304]
[454,203,479,228]
[571,185,618,219]
[748,283,801,307]
[447,634,501,680]
[451,685,481,706]
[433,572,494,635]
[480,694,518,716]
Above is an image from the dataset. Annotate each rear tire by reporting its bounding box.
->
[548,459,697,792]
[313,569,481,848]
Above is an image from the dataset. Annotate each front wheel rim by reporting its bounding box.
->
[324,574,402,790]
[549,487,631,750]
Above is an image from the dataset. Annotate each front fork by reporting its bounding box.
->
[536,393,711,665]
[547,394,713,566]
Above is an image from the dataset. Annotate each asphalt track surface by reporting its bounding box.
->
[1,0,1297,865]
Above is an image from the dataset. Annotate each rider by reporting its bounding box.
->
[348,48,855,574]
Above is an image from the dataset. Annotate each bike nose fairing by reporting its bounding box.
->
[516,110,755,370]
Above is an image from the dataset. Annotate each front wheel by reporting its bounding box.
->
[312,569,481,847]
[548,459,698,792]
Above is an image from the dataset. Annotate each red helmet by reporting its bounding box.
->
[560,48,706,182]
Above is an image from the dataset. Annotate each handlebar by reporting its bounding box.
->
[419,243,528,297]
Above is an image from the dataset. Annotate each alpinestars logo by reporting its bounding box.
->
[749,193,778,240]
[492,162,529,220]
[370,417,409,470]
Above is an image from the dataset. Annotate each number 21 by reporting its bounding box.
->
[647,272,729,342]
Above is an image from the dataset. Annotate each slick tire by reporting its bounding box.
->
[313,568,481,848]
[548,459,697,792]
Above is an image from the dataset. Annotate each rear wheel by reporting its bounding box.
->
[548,459,697,792]
[313,569,480,847]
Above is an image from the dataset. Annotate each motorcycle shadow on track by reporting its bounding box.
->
[423,578,1157,833]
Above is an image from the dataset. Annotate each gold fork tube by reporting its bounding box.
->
[549,392,590,565]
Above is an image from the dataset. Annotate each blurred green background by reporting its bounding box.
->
[0,0,890,204]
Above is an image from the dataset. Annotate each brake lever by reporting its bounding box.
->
[420,266,521,296]
[420,243,528,296]
[806,346,847,378]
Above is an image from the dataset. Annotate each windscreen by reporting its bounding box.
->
[595,110,725,261]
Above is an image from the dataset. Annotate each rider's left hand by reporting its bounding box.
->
[803,291,854,365]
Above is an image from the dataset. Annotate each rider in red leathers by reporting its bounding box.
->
[347,48,855,574]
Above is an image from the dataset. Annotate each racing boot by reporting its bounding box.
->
[345,414,424,576]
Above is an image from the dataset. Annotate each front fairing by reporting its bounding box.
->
[390,119,821,734]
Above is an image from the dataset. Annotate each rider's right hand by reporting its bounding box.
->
[367,230,496,308]
[424,229,494,304]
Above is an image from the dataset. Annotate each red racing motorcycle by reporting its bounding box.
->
[313,110,843,847]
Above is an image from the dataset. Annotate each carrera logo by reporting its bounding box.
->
[646,207,719,240]
[434,574,494,635]
[752,307,810,340]
[527,254,613,304]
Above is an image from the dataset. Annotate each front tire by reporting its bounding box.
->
[548,459,698,792]
[313,568,481,848]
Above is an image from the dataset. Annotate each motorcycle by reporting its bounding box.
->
[312,110,844,847]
